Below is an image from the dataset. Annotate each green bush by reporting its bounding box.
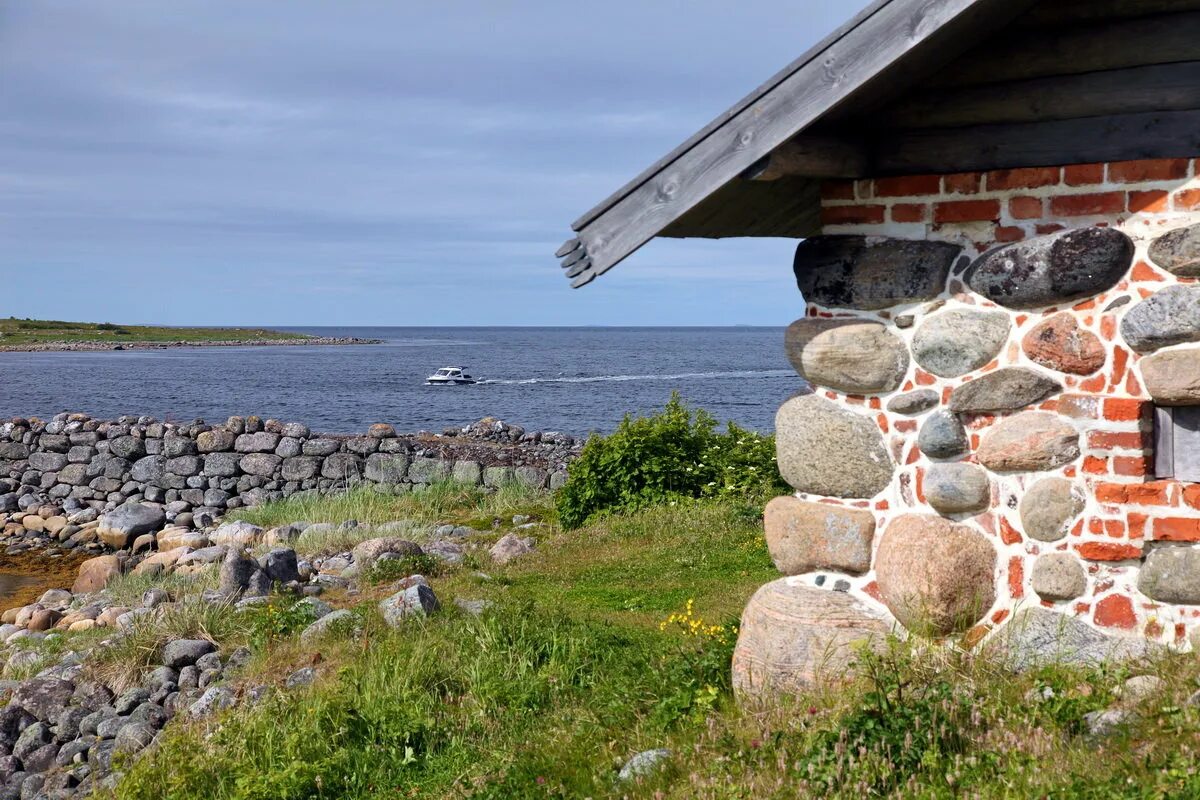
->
[555,393,785,529]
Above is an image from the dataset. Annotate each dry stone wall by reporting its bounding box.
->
[763,157,1200,655]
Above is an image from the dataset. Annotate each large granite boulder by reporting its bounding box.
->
[793,236,960,310]
[1022,313,1106,375]
[1138,548,1200,604]
[732,580,890,700]
[912,310,1010,377]
[948,368,1060,413]
[762,496,875,576]
[775,394,893,498]
[97,504,165,549]
[924,463,990,515]
[784,319,909,393]
[1031,554,1087,601]
[1149,222,1200,277]
[875,514,996,636]
[351,537,423,568]
[72,554,126,594]
[977,412,1079,472]
[987,608,1156,671]
[966,227,1133,309]
[1020,477,1084,541]
[1121,285,1200,353]
[1140,349,1200,405]
[917,411,968,459]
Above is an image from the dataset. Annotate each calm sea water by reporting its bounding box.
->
[1,327,799,436]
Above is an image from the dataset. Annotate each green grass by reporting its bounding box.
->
[0,316,309,347]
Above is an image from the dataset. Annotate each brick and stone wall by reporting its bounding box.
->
[760,157,1200,653]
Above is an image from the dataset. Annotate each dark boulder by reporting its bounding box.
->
[794,236,960,310]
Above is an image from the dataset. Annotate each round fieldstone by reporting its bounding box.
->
[917,411,968,459]
[1031,553,1086,601]
[966,227,1133,309]
[875,514,996,636]
[731,580,890,699]
[784,319,909,393]
[1149,223,1200,277]
[1020,477,1084,542]
[948,368,1061,413]
[1121,285,1200,353]
[196,429,235,453]
[912,310,1010,377]
[886,389,939,416]
[1022,313,1106,375]
[239,453,281,478]
[97,504,165,549]
[794,236,961,310]
[977,412,1079,473]
[1139,348,1200,405]
[924,463,990,515]
[763,496,875,576]
[1138,548,1200,604]
[775,393,893,499]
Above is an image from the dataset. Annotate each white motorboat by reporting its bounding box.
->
[425,366,477,385]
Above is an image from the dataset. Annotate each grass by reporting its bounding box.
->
[0,316,310,347]
[93,486,1200,799]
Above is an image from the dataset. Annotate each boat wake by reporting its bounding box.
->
[478,369,794,385]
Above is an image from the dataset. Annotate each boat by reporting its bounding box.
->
[425,366,477,385]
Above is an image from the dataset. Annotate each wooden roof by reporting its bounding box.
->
[557,0,1200,286]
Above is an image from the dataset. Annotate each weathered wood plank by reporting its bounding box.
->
[554,238,580,258]
[567,0,1032,287]
[1017,0,1200,27]
[879,62,1200,129]
[1156,406,1175,480]
[874,108,1200,175]
[660,178,820,239]
[932,11,1200,88]
[744,135,868,180]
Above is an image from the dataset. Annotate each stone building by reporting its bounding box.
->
[558,0,1200,691]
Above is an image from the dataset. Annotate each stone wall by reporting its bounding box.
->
[766,157,1200,651]
[0,414,577,529]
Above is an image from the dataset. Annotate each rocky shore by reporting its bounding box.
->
[0,336,382,353]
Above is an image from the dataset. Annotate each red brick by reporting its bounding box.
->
[996,226,1025,243]
[1008,556,1024,599]
[1129,512,1148,539]
[934,199,1000,223]
[987,167,1060,190]
[890,203,927,223]
[821,205,885,225]
[1176,188,1200,211]
[1082,456,1109,475]
[1104,398,1150,422]
[1125,481,1175,506]
[1113,456,1151,477]
[1063,163,1105,186]
[1153,517,1200,542]
[1076,542,1142,561]
[1094,594,1138,630]
[820,180,856,201]
[1182,485,1200,510]
[1036,223,1066,235]
[1051,193,1126,217]
[1108,158,1190,183]
[1129,190,1170,213]
[944,172,981,194]
[1087,430,1149,450]
[1059,394,1101,420]
[1009,196,1043,220]
[874,174,941,197]
[1094,482,1129,504]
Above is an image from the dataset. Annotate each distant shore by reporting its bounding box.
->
[0,336,383,353]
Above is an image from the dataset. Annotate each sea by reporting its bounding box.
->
[1,327,801,437]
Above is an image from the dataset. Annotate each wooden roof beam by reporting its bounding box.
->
[742,135,869,180]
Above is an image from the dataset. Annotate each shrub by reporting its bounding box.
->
[555,393,785,529]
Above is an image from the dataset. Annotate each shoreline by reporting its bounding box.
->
[0,336,384,353]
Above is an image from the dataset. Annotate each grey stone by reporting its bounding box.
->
[988,608,1157,671]
[917,411,967,459]
[12,723,51,761]
[211,520,263,548]
[924,463,990,515]
[1030,553,1086,602]
[262,548,299,582]
[424,540,464,565]
[165,455,201,477]
[1139,547,1200,603]
[489,533,533,564]
[978,412,1080,473]
[617,749,671,781]
[196,429,235,453]
[203,452,240,478]
[1122,285,1200,353]
[281,422,309,439]
[451,460,482,485]
[1084,708,1135,738]
[784,319,909,393]
[321,453,363,481]
[1020,478,1085,542]
[911,309,1010,378]
[162,436,196,458]
[793,236,960,310]
[245,568,272,597]
[274,436,302,458]
[219,549,258,595]
[1140,348,1200,405]
[234,432,279,453]
[187,687,235,719]
[285,667,317,689]
[113,722,155,754]
[378,585,439,625]
[948,368,1060,413]
[280,456,321,481]
[1149,222,1200,277]
[302,439,341,457]
[364,453,409,483]
[96,504,164,549]
[107,436,145,461]
[299,609,357,644]
[27,453,67,473]
[56,463,89,486]
[775,393,892,499]
[454,598,493,616]
[967,227,1133,309]
[130,455,166,483]
[763,496,874,575]
[514,465,546,488]
[13,679,73,721]
[483,467,515,487]
[408,458,450,484]
[239,453,281,478]
[161,639,216,669]
[351,537,422,568]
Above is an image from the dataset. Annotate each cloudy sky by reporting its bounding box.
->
[1,1,860,326]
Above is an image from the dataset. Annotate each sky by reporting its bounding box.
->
[0,1,862,326]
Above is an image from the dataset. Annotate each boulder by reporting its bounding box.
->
[157,528,209,551]
[912,310,1010,377]
[202,452,241,478]
[409,458,450,484]
[218,549,258,596]
[1121,285,1200,353]
[1138,547,1200,603]
[886,389,939,416]
[364,453,410,483]
[775,393,893,499]
[321,453,363,481]
[302,438,341,457]
[1148,222,1200,277]
[762,496,875,576]
[132,547,191,576]
[379,584,439,625]
[451,460,483,485]
[13,678,74,721]
[988,607,1156,671]
[966,227,1133,309]
[1022,313,1106,375]
[793,236,960,310]
[1140,348,1200,405]
[210,520,264,548]
[196,429,236,453]
[489,533,534,564]
[617,749,671,782]
[97,503,165,549]
[1031,553,1087,601]
[948,368,1061,413]
[732,580,890,700]
[108,436,146,461]
[874,514,996,635]
[300,609,358,644]
[239,453,281,477]
[262,548,300,583]
[783,319,909,393]
[917,411,968,459]
[350,537,423,568]
[234,432,279,453]
[924,463,990,515]
[130,455,167,483]
[1020,477,1085,542]
[28,452,67,473]
[977,412,1079,472]
[161,639,216,669]
[281,456,321,481]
